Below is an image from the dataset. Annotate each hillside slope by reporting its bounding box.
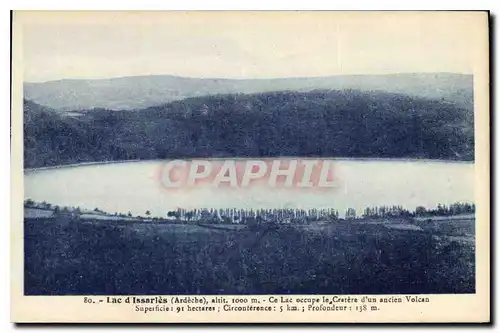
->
[23,90,474,168]
[24,73,473,111]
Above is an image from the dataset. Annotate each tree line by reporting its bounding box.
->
[167,202,475,224]
[24,89,474,168]
[25,199,475,223]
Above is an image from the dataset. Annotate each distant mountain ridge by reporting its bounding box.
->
[24,73,473,111]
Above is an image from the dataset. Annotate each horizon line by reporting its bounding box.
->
[24,71,473,85]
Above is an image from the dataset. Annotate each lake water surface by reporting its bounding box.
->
[24,159,474,218]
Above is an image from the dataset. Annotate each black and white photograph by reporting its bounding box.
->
[11,10,490,323]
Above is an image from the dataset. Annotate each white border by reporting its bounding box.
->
[2,1,497,332]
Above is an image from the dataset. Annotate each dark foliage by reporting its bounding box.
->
[24,90,474,168]
[24,218,475,295]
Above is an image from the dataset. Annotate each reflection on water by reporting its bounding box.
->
[24,159,474,218]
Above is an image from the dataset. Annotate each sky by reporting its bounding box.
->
[17,11,487,83]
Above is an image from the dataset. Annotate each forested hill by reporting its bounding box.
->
[24,73,473,111]
[23,90,474,168]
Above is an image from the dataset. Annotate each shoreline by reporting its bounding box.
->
[24,159,143,172]
[24,157,475,172]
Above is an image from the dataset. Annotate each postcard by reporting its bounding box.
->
[11,10,490,323]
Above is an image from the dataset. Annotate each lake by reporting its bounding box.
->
[24,159,474,218]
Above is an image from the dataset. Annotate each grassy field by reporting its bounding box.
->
[24,217,475,295]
